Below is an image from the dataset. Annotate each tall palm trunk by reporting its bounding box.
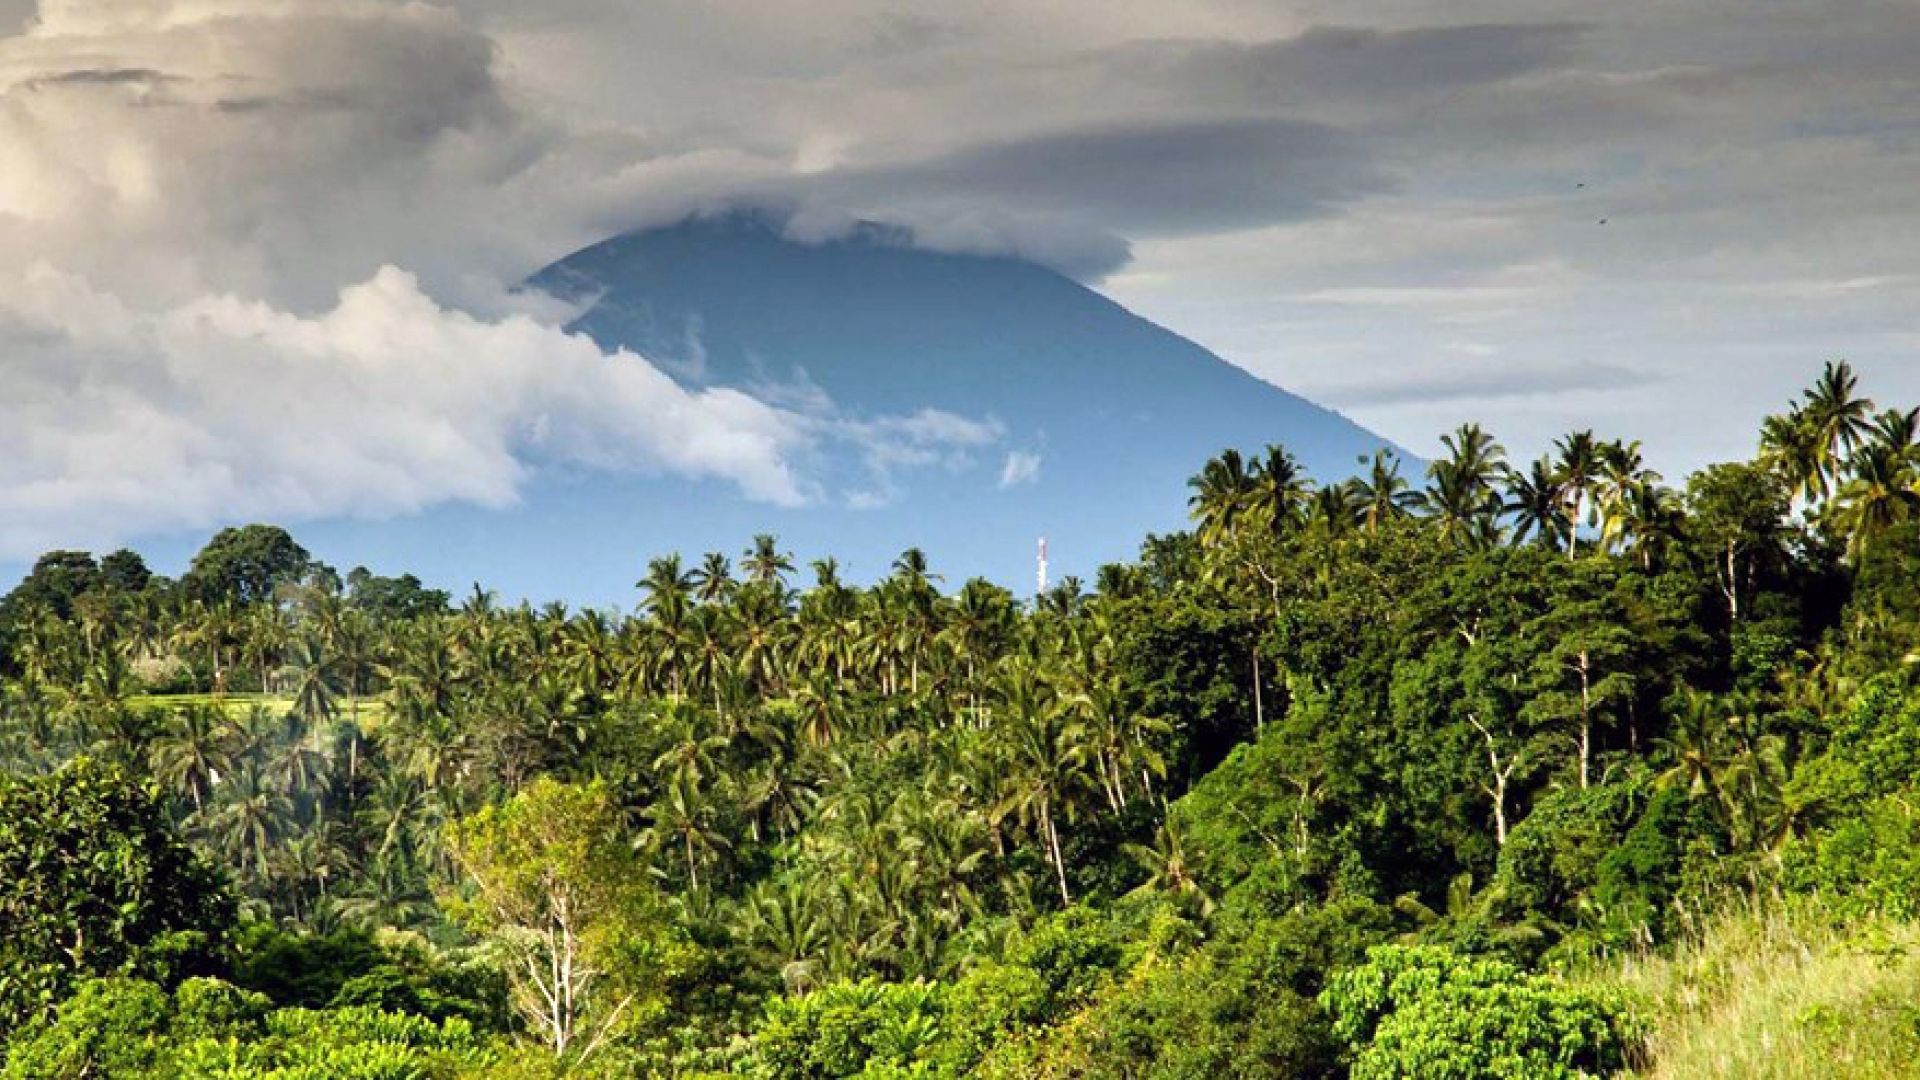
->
[1251,649,1265,732]
[1043,800,1071,906]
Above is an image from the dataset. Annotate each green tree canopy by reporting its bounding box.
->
[183,525,316,606]
[0,758,233,1030]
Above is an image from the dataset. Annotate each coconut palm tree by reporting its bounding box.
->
[150,704,241,811]
[1123,819,1212,914]
[1595,439,1660,553]
[1187,449,1260,546]
[738,880,830,993]
[1417,463,1504,547]
[1353,450,1417,533]
[242,603,293,694]
[727,585,793,696]
[1554,430,1602,555]
[1415,424,1509,546]
[691,552,736,605]
[941,578,1015,715]
[1307,481,1366,540]
[1803,359,1874,482]
[651,699,730,788]
[200,761,296,884]
[287,634,342,728]
[993,659,1091,906]
[1505,456,1566,550]
[1617,479,1685,569]
[1758,407,1826,505]
[890,548,941,590]
[1250,444,1314,537]
[638,554,695,614]
[1832,441,1920,554]
[1653,689,1734,811]
[743,533,796,588]
[1867,406,1919,459]
[650,771,731,893]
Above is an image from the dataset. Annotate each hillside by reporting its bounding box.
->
[6,362,1920,1077]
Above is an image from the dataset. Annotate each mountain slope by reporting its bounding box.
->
[510,215,1398,596]
[47,217,1398,605]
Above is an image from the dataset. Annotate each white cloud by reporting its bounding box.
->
[832,408,1005,508]
[0,265,818,557]
[999,451,1042,488]
[0,0,1025,557]
[4,0,1920,552]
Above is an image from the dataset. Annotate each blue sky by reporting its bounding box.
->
[1,0,1917,592]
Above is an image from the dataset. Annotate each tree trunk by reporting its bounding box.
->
[1490,770,1509,846]
[1251,649,1265,733]
[1469,713,1515,846]
[1577,650,1592,789]
[685,831,700,893]
[1724,540,1741,623]
[1044,802,1072,906]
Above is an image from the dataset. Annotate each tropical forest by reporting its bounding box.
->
[8,361,1920,1079]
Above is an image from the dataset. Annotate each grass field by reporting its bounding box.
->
[1576,901,1920,1078]
[126,692,391,725]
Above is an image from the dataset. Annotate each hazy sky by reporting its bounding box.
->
[2,0,1917,560]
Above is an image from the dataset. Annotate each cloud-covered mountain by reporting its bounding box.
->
[0,211,1401,607]
[473,214,1400,600]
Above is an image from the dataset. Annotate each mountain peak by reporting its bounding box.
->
[205,219,1399,606]
[510,217,1399,594]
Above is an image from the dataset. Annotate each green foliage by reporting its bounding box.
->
[229,924,387,1009]
[228,924,505,1029]
[445,777,692,1061]
[1781,796,1920,921]
[1,552,106,624]
[1592,787,1719,938]
[991,898,1389,1079]
[0,758,231,1031]
[1790,677,1920,812]
[7,362,1920,1072]
[1778,680,1920,920]
[753,978,946,1078]
[1321,944,1643,1079]
[343,568,451,621]
[1,977,172,1080]
[1496,781,1639,918]
[2,976,492,1080]
[743,908,1124,1078]
[182,525,316,606]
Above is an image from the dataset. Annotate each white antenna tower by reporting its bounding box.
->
[1037,536,1049,597]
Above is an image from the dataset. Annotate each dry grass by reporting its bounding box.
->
[1578,899,1920,1078]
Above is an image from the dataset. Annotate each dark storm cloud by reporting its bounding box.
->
[841,118,1390,237]
[1106,23,1586,105]
[22,66,172,88]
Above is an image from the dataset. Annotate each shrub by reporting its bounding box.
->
[1321,945,1642,1080]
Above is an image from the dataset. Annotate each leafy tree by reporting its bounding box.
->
[444,778,690,1064]
[344,567,450,621]
[0,759,232,1030]
[1522,561,1639,789]
[97,550,155,595]
[1684,462,1790,626]
[183,525,315,606]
